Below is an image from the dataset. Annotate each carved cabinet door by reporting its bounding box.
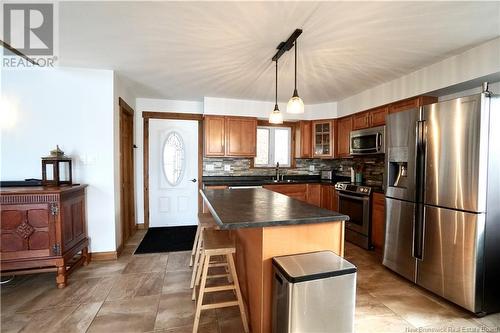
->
[1,203,57,260]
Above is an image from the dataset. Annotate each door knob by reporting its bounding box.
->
[190,179,197,183]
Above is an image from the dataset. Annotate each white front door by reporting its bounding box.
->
[149,119,198,227]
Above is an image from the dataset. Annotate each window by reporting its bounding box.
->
[162,131,185,186]
[254,126,292,167]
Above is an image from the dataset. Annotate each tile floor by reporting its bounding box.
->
[1,229,499,333]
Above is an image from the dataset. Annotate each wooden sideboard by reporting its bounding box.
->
[0,185,90,288]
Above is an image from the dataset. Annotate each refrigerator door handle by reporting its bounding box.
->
[413,204,425,260]
[413,119,426,261]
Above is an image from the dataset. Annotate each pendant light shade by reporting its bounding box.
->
[269,59,283,124]
[286,40,304,114]
[287,89,304,114]
[269,104,283,124]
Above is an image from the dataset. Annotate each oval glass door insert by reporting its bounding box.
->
[162,131,185,186]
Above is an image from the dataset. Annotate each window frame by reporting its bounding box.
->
[254,125,293,168]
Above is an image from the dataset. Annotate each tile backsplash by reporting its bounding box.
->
[203,156,385,184]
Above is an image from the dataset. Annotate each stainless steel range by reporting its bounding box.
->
[334,183,373,250]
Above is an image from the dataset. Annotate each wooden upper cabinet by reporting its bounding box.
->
[204,116,226,156]
[225,116,257,157]
[353,107,388,130]
[352,112,370,130]
[203,116,257,157]
[295,121,312,158]
[312,120,335,158]
[389,96,438,114]
[336,116,352,158]
[370,106,388,127]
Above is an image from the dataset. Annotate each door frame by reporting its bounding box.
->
[119,97,136,247]
[142,111,203,229]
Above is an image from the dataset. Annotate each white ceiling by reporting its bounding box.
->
[59,1,500,103]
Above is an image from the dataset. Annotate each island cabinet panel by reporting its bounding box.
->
[263,184,307,202]
[234,222,345,333]
[306,184,321,207]
[225,116,257,157]
[203,116,226,156]
[295,120,312,158]
[389,95,438,114]
[336,116,352,158]
[371,192,386,251]
[0,185,89,288]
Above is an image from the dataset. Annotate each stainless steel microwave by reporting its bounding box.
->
[350,126,385,155]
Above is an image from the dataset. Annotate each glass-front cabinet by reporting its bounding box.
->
[312,120,334,158]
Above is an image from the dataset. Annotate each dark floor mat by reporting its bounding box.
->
[134,226,197,254]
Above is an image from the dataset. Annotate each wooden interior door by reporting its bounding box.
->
[119,98,135,247]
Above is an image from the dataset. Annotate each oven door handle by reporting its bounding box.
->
[338,192,370,202]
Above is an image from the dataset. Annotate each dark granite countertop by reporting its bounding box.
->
[202,175,350,187]
[200,188,349,229]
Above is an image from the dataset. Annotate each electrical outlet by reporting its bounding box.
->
[206,164,215,171]
[224,164,231,172]
[309,165,315,172]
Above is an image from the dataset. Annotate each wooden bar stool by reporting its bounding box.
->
[190,213,214,266]
[190,213,218,289]
[192,229,249,333]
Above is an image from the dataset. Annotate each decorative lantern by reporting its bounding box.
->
[42,145,73,186]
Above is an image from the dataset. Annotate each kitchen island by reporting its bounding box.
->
[200,188,349,333]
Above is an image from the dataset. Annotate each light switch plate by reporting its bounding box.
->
[224,164,231,172]
[309,165,315,171]
[206,164,215,171]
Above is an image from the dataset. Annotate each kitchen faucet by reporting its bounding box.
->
[275,162,286,181]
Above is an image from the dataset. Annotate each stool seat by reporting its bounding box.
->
[202,230,235,255]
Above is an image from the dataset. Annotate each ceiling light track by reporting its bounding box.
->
[272,29,303,62]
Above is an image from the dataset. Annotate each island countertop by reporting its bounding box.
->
[200,188,349,229]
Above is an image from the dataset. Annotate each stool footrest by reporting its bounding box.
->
[204,285,235,293]
[201,300,239,310]
[206,274,230,279]
[208,262,227,268]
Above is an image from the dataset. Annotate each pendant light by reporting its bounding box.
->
[269,59,283,124]
[286,40,304,114]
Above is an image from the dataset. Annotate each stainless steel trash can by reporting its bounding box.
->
[272,251,357,333]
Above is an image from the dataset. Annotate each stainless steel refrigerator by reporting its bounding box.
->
[383,87,500,315]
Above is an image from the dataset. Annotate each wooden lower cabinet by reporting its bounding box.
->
[306,184,321,207]
[263,184,307,202]
[371,192,385,251]
[0,185,90,288]
[320,184,338,211]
